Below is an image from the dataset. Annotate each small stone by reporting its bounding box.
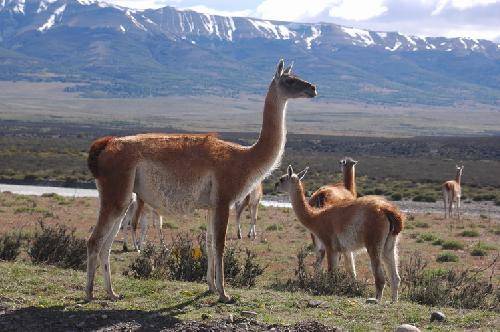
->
[101,314,108,319]
[395,324,421,332]
[76,322,86,328]
[365,298,378,304]
[307,300,324,308]
[201,313,211,320]
[241,310,257,317]
[227,313,234,323]
[75,304,83,308]
[430,311,446,322]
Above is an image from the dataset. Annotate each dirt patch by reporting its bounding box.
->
[0,305,336,332]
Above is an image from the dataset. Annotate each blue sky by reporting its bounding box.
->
[107,0,500,41]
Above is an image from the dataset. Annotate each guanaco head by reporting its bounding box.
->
[339,157,358,172]
[455,164,464,176]
[274,165,309,193]
[273,59,317,99]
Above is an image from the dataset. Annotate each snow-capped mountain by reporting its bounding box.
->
[1,0,499,105]
[1,0,497,56]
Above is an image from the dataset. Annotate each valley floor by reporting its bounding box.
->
[0,193,499,330]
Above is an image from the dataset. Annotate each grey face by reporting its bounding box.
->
[274,165,309,193]
[339,157,358,172]
[274,59,317,99]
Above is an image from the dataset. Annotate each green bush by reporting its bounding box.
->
[414,221,429,228]
[390,193,402,201]
[412,194,436,203]
[460,230,480,237]
[401,254,496,309]
[472,194,496,202]
[271,247,368,297]
[436,252,459,262]
[470,248,487,257]
[266,224,283,231]
[28,222,86,270]
[0,233,23,261]
[419,233,437,242]
[126,233,264,288]
[441,240,464,250]
[432,238,444,246]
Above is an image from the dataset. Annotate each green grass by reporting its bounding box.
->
[0,261,497,331]
[436,252,459,263]
[460,230,480,237]
[441,240,464,250]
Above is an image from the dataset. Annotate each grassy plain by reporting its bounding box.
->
[0,192,498,330]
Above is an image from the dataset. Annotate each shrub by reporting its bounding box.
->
[28,222,86,270]
[271,247,368,297]
[419,233,437,242]
[432,238,444,246]
[460,230,480,237]
[470,248,487,257]
[441,240,464,250]
[266,224,283,231]
[436,252,459,262]
[126,233,264,288]
[390,193,402,201]
[412,194,436,203]
[401,253,497,310]
[414,221,429,228]
[472,194,496,202]
[0,233,23,261]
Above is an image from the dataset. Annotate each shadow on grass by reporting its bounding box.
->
[0,291,211,332]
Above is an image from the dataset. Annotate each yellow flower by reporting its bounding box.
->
[192,247,203,260]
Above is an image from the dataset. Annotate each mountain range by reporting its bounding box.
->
[1,0,499,106]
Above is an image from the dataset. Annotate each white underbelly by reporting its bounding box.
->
[133,161,213,215]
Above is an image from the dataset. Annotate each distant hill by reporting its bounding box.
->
[1,0,499,106]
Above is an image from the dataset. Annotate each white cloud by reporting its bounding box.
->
[185,5,252,17]
[329,0,388,21]
[256,0,334,21]
[432,0,499,15]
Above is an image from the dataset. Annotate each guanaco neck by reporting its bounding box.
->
[249,81,287,176]
[289,180,319,232]
[343,166,356,197]
[455,169,462,185]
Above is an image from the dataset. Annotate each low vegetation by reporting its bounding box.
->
[28,222,87,270]
[436,252,459,262]
[272,247,368,298]
[401,254,498,310]
[0,233,22,261]
[126,233,264,288]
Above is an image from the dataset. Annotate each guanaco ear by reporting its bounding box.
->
[287,165,293,177]
[283,62,293,75]
[297,167,309,180]
[275,59,285,80]
[353,159,359,165]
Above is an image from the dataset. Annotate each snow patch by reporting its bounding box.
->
[386,41,402,51]
[459,38,468,49]
[38,4,66,32]
[341,27,374,46]
[119,25,125,33]
[126,10,147,31]
[13,0,25,14]
[305,26,321,49]
[376,32,387,38]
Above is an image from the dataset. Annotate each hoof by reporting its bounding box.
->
[84,295,94,303]
[237,233,242,240]
[218,294,234,304]
[107,293,124,301]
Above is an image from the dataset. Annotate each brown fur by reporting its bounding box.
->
[87,136,115,178]
[276,167,403,302]
[85,60,317,302]
[442,165,464,219]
